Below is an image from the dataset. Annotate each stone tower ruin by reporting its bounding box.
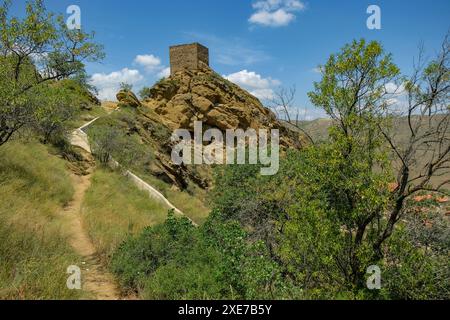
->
[169,43,209,76]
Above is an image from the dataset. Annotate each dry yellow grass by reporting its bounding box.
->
[82,168,170,263]
[0,141,84,299]
[136,172,211,224]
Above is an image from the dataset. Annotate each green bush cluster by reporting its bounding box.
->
[87,113,152,168]
[111,211,287,299]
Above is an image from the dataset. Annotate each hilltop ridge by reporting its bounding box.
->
[113,65,305,189]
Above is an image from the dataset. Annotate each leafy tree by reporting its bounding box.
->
[279,147,391,295]
[32,84,76,144]
[87,114,152,167]
[138,86,152,99]
[0,0,104,146]
[111,212,198,291]
[210,161,298,265]
[119,82,133,92]
[87,125,121,164]
[111,210,288,299]
[278,38,449,291]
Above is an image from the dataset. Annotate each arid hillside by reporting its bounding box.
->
[108,65,306,190]
[299,115,450,188]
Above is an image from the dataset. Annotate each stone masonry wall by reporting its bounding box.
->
[170,43,209,75]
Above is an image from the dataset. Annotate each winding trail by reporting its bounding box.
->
[62,115,195,299]
[62,171,120,300]
[71,117,196,226]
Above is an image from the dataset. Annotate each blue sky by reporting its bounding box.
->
[10,0,450,119]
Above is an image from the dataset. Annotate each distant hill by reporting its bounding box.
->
[298,116,449,189]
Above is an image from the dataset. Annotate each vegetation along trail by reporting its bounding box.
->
[60,170,120,300]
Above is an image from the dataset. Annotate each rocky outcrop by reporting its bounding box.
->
[116,90,141,108]
[141,66,303,149]
[114,65,305,189]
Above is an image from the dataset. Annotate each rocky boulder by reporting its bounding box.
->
[114,65,306,189]
[141,66,303,149]
[116,90,141,108]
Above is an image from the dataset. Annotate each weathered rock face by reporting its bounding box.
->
[84,90,101,106]
[118,66,305,189]
[116,90,141,108]
[141,66,303,149]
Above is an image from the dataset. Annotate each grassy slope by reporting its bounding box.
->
[134,171,210,225]
[82,168,170,263]
[85,107,211,225]
[67,105,109,130]
[0,142,83,299]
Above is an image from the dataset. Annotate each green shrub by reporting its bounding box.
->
[110,213,198,291]
[142,260,224,300]
[82,168,169,262]
[87,115,152,167]
[111,211,286,299]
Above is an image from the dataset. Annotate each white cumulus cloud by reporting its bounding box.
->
[249,0,305,27]
[157,67,171,79]
[90,68,144,101]
[224,69,281,100]
[134,53,170,79]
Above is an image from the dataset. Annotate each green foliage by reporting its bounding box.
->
[82,168,169,262]
[111,212,201,292]
[382,225,450,300]
[308,39,400,121]
[138,86,152,100]
[279,147,389,293]
[87,114,152,167]
[32,83,76,144]
[379,198,450,300]
[0,0,104,146]
[208,146,448,299]
[109,137,449,300]
[141,260,224,300]
[111,211,285,299]
[274,40,441,297]
[147,121,172,144]
[210,162,290,235]
[283,39,403,290]
[202,213,286,299]
[119,82,133,92]
[88,124,122,163]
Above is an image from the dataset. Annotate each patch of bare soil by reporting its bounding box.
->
[62,172,120,300]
